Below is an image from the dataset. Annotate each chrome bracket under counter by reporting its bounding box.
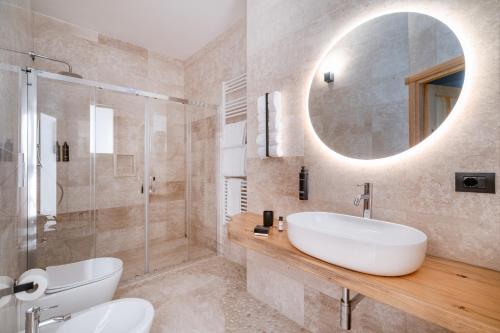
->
[340,287,365,330]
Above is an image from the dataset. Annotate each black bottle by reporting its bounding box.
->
[3,139,13,162]
[299,166,308,200]
[263,210,274,227]
[62,142,69,162]
[56,141,61,162]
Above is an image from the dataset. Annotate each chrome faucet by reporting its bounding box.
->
[25,306,71,333]
[354,183,372,219]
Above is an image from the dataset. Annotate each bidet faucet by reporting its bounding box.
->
[354,183,372,219]
[25,305,71,333]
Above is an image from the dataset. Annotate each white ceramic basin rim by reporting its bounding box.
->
[286,212,427,276]
[36,298,154,333]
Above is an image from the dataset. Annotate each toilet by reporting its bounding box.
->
[19,257,123,322]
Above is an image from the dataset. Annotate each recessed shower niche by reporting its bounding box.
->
[308,12,465,160]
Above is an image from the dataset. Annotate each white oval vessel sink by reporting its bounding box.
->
[36,298,154,333]
[287,212,427,276]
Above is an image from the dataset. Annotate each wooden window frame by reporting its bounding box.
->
[405,56,465,147]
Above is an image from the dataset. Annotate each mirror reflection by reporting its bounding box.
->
[309,13,465,159]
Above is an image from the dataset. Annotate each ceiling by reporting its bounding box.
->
[32,0,246,59]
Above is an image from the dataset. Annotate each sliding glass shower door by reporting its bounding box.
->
[35,76,96,268]
[93,89,147,281]
[146,99,188,272]
[2,68,218,287]
[0,66,214,331]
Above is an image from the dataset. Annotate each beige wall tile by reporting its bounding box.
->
[247,250,305,326]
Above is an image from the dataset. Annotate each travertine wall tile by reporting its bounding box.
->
[247,250,305,326]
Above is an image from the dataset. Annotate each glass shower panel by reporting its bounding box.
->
[186,104,218,260]
[0,66,25,332]
[147,99,188,272]
[94,89,146,281]
[35,77,95,269]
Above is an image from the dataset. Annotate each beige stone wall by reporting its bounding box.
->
[240,0,499,331]
[184,19,247,259]
[246,0,500,271]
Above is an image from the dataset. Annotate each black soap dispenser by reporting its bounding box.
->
[299,166,308,200]
[62,142,70,162]
[56,141,61,162]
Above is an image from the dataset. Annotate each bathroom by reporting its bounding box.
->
[0,0,499,332]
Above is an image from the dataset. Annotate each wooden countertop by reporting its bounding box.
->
[228,213,500,333]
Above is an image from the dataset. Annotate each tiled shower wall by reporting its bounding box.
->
[1,5,223,280]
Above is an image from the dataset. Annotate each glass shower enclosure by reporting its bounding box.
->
[0,64,218,309]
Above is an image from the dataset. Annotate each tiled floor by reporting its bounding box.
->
[114,237,216,282]
[116,256,309,333]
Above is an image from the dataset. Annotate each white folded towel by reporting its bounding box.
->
[256,132,281,146]
[223,121,246,148]
[257,110,280,121]
[268,91,282,114]
[223,146,247,177]
[226,178,242,217]
[258,145,282,159]
[257,95,266,114]
[257,92,282,115]
[258,117,280,131]
[257,91,283,159]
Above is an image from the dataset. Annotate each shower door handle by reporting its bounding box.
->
[140,177,156,194]
[149,176,156,194]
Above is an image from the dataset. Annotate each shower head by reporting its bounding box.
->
[57,71,83,79]
[0,46,83,79]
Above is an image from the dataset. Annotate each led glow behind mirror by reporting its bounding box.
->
[308,12,465,160]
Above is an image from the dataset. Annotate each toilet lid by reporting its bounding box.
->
[46,257,123,294]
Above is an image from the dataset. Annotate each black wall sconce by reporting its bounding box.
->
[324,72,334,84]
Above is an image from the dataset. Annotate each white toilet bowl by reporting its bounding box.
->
[20,257,123,321]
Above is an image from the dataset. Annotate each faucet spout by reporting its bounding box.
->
[39,314,71,328]
[354,183,372,219]
[25,306,71,333]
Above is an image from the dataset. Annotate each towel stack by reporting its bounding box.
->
[257,91,282,159]
[222,120,246,177]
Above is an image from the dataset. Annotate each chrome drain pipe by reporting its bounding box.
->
[340,287,365,330]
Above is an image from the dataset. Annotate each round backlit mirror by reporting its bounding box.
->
[308,13,465,160]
